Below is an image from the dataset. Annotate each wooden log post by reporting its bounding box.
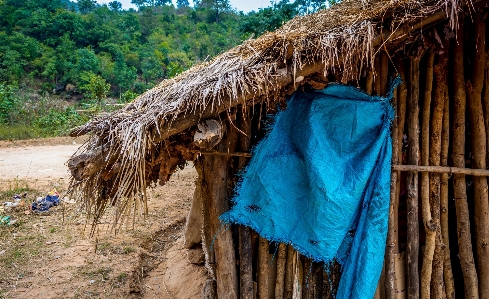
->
[292,252,304,299]
[430,49,448,298]
[396,57,408,242]
[284,245,295,299]
[374,55,381,95]
[386,52,399,299]
[312,263,323,299]
[379,51,389,96]
[440,67,455,299]
[366,69,374,96]
[302,258,312,299]
[406,54,421,299]
[275,243,288,299]
[452,19,480,299]
[258,238,270,298]
[485,44,489,166]
[420,51,435,299]
[201,120,239,299]
[237,106,254,299]
[466,13,489,299]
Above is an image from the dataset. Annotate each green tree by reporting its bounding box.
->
[240,0,297,37]
[74,48,100,75]
[77,0,96,14]
[199,0,231,22]
[131,0,146,9]
[81,72,110,103]
[113,53,137,95]
[108,1,122,11]
[154,0,172,6]
[176,0,189,8]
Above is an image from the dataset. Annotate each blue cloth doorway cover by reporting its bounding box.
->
[221,77,401,299]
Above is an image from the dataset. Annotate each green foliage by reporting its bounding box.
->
[77,0,97,14]
[84,73,110,102]
[0,0,328,140]
[34,105,88,135]
[0,84,18,124]
[240,0,298,37]
[108,1,122,11]
[120,89,138,103]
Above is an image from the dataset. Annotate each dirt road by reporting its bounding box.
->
[0,137,205,299]
[0,137,80,180]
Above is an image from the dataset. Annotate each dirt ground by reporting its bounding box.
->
[0,137,206,299]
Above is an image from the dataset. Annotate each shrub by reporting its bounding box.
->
[0,84,18,124]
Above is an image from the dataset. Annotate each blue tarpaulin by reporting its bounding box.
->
[221,78,401,299]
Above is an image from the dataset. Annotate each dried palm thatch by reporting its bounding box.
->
[68,0,463,230]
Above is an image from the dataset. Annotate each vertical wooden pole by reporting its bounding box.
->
[420,51,435,299]
[430,50,449,299]
[484,44,489,166]
[374,55,381,95]
[199,157,217,279]
[302,258,312,299]
[380,51,389,95]
[377,51,389,299]
[386,55,399,299]
[440,69,455,299]
[237,106,253,299]
[292,253,303,299]
[284,245,295,299]
[312,263,323,299]
[366,69,374,96]
[466,13,489,299]
[406,55,421,299]
[396,57,408,242]
[202,121,239,299]
[275,243,288,299]
[258,238,270,298]
[452,20,480,299]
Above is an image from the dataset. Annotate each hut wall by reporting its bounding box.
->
[190,13,489,299]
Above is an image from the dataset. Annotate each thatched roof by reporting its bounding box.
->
[68,0,467,225]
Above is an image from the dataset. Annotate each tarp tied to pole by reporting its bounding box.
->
[221,77,401,299]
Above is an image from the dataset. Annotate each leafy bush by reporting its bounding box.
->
[120,90,138,103]
[35,106,89,136]
[0,84,18,124]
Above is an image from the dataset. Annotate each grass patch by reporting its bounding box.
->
[122,246,135,254]
[0,178,37,202]
[116,272,127,282]
[0,124,44,141]
[81,266,113,281]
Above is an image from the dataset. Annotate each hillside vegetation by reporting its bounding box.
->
[0,0,333,140]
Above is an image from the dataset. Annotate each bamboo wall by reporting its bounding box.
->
[191,12,489,299]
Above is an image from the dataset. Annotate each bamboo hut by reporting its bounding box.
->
[67,0,489,297]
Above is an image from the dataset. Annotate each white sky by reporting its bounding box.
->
[95,0,274,13]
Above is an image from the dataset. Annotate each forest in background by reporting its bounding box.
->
[0,0,333,139]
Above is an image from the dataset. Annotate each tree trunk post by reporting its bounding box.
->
[201,120,239,299]
[276,243,288,299]
[452,19,480,299]
[420,51,435,299]
[258,238,270,299]
[466,13,489,299]
[430,49,448,299]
